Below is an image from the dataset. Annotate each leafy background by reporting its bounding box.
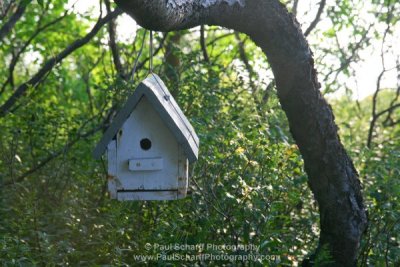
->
[0,0,399,265]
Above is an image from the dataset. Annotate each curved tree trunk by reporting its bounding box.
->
[114,0,368,265]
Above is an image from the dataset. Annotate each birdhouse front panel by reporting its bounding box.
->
[108,96,189,200]
[94,74,198,201]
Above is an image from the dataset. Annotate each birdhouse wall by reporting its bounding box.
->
[107,140,118,199]
[108,96,188,200]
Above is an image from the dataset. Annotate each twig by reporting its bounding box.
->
[200,25,210,63]
[323,24,373,83]
[83,51,106,115]
[292,0,299,17]
[207,32,234,46]
[367,69,386,148]
[304,0,326,36]
[0,0,14,20]
[383,59,400,126]
[366,13,393,148]
[234,32,262,107]
[376,103,400,120]
[105,0,125,79]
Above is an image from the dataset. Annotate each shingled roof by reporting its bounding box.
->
[93,74,199,163]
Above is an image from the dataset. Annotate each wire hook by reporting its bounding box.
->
[149,30,153,73]
[130,30,147,81]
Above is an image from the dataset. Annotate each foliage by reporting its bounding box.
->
[332,92,400,266]
[0,0,399,266]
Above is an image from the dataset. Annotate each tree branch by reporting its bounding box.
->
[0,10,70,96]
[0,0,13,20]
[0,8,122,117]
[367,69,385,148]
[105,0,125,79]
[207,32,235,46]
[82,51,106,115]
[377,103,400,118]
[234,31,267,115]
[1,104,117,187]
[304,0,326,36]
[382,57,400,127]
[0,0,27,42]
[292,0,299,17]
[367,14,393,148]
[1,124,103,187]
[323,24,373,84]
[200,24,210,63]
[234,32,255,87]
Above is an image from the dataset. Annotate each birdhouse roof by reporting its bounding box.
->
[93,74,199,163]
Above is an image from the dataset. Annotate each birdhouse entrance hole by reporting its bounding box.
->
[140,138,152,150]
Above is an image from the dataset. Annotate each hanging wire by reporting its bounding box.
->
[130,29,148,82]
[149,30,154,73]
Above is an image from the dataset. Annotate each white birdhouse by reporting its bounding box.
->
[93,74,199,201]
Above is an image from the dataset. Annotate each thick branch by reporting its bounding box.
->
[114,0,368,265]
[0,8,122,117]
[0,1,27,42]
[1,10,70,96]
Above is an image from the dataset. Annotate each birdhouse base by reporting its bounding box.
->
[116,190,186,201]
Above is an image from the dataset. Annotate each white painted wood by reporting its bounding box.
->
[117,191,178,201]
[116,97,180,191]
[107,140,118,199]
[141,75,199,162]
[97,74,197,201]
[128,158,163,171]
[93,74,199,163]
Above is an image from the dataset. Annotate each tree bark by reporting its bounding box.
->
[114,0,368,265]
